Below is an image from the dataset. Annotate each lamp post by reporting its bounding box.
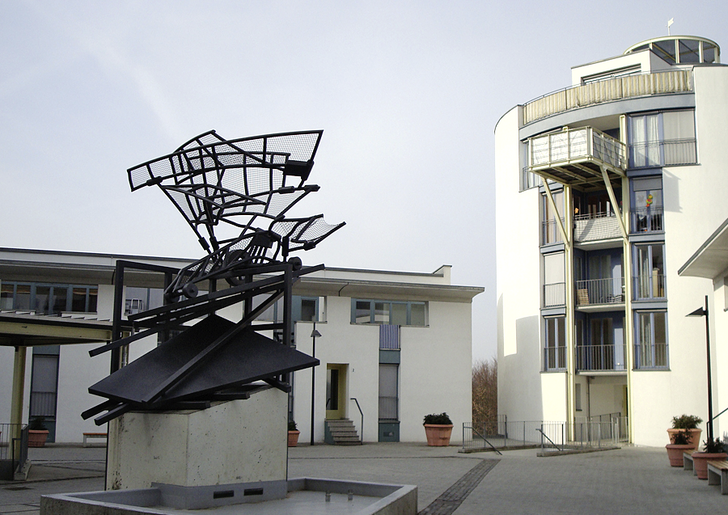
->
[687,295,714,442]
[310,323,322,446]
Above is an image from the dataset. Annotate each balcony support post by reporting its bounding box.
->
[600,166,628,240]
[542,181,570,245]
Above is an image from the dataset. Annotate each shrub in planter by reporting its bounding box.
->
[692,437,728,479]
[668,414,702,450]
[28,416,49,448]
[287,420,300,447]
[665,430,693,467]
[423,413,453,447]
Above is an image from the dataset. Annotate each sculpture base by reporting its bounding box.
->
[106,387,287,490]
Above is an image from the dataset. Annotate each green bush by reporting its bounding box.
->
[423,412,452,425]
[671,414,702,429]
[702,437,725,454]
[288,420,298,431]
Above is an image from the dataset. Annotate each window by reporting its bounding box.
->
[575,383,582,411]
[631,177,663,233]
[125,287,164,315]
[378,364,398,421]
[634,311,668,369]
[634,244,665,300]
[255,295,324,323]
[352,299,427,326]
[628,110,696,168]
[543,252,565,307]
[0,282,98,314]
[541,190,564,245]
[544,316,566,371]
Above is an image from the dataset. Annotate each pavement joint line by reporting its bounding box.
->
[417,458,498,515]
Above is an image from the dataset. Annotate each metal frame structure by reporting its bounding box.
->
[84,130,344,425]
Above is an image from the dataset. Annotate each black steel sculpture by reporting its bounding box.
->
[83,130,344,425]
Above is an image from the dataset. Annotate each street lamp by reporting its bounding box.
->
[310,323,322,446]
[687,295,714,441]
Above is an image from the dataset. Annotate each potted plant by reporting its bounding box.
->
[665,429,693,467]
[28,416,49,448]
[692,437,728,479]
[287,420,300,447]
[668,414,702,450]
[423,412,453,447]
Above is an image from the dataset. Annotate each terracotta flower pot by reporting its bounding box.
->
[28,429,49,448]
[665,443,693,467]
[287,430,300,447]
[424,424,453,446]
[692,452,727,479]
[667,428,702,450]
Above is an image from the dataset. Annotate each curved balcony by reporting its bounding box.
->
[527,127,626,191]
[523,70,693,125]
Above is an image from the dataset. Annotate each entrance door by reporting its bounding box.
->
[326,364,347,420]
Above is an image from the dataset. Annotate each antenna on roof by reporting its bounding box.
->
[667,18,674,36]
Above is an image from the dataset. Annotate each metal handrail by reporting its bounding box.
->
[537,425,563,452]
[350,397,363,445]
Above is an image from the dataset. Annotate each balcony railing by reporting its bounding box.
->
[543,282,565,307]
[576,344,626,371]
[544,346,567,371]
[529,127,626,172]
[628,138,697,168]
[576,278,625,307]
[542,218,565,245]
[633,274,666,300]
[574,212,622,243]
[631,206,664,233]
[634,342,669,369]
[523,69,693,125]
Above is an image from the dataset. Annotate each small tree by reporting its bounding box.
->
[472,358,497,435]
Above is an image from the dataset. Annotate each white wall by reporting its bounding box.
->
[293,293,474,444]
[495,105,548,424]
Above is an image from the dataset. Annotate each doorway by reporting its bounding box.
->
[326,364,347,420]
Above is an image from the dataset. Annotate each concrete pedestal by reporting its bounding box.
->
[106,387,287,490]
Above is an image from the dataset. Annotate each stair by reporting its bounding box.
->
[325,419,361,445]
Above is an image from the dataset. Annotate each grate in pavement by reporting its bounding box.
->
[418,459,498,515]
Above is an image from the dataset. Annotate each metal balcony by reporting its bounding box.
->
[576,344,626,372]
[576,278,625,308]
[527,127,627,191]
[574,212,622,243]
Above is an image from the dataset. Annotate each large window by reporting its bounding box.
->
[628,110,696,168]
[544,316,566,371]
[378,364,399,421]
[1,282,98,314]
[543,252,565,307]
[634,311,668,369]
[352,299,427,326]
[541,190,565,245]
[631,177,663,233]
[634,244,665,300]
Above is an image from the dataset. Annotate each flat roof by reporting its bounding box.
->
[678,218,728,279]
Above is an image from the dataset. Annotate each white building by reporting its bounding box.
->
[0,247,481,445]
[495,35,727,446]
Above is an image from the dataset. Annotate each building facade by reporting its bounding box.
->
[0,248,481,445]
[495,35,727,446]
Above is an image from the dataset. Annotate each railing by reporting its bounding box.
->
[523,69,693,125]
[350,398,364,445]
[576,344,626,371]
[576,278,625,306]
[543,282,565,307]
[634,342,669,369]
[544,346,567,371]
[462,416,628,452]
[529,127,627,172]
[574,212,622,242]
[633,274,666,300]
[0,423,29,481]
[631,206,664,233]
[628,138,697,168]
[541,218,565,245]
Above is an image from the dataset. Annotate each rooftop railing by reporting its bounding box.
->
[523,69,693,125]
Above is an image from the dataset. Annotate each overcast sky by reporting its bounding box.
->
[2,1,727,361]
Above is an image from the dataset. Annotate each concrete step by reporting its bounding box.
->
[325,419,361,445]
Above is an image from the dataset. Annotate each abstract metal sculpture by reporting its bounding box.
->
[83,130,344,425]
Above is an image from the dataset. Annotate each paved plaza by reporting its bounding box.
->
[1,443,727,514]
